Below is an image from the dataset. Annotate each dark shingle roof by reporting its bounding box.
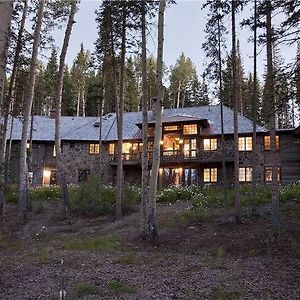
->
[8,105,267,142]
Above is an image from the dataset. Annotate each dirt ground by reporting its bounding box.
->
[0,200,300,300]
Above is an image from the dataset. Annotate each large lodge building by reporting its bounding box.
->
[7,105,300,188]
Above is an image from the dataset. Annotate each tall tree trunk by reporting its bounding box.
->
[232,0,241,223]
[76,91,80,116]
[251,0,258,216]
[4,0,28,186]
[55,1,77,222]
[0,0,13,106]
[98,67,104,184]
[148,0,166,243]
[140,1,149,238]
[18,0,45,223]
[82,89,85,117]
[176,82,181,108]
[266,0,280,237]
[115,6,126,221]
[0,0,13,222]
[217,15,228,214]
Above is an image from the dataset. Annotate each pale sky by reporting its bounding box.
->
[52,0,297,83]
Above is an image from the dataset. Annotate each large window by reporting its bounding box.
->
[264,136,280,150]
[183,124,197,135]
[264,166,281,182]
[204,168,217,183]
[239,167,252,182]
[122,142,132,153]
[164,125,179,131]
[89,143,100,154]
[184,138,197,158]
[203,138,217,151]
[238,137,252,151]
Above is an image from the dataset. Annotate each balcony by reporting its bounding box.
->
[109,149,210,164]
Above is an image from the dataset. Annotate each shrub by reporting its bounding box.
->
[157,185,197,204]
[70,176,140,217]
[279,184,300,202]
[5,185,60,204]
[5,185,18,204]
[30,186,60,202]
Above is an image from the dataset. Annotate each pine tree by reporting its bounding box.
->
[169,53,198,108]
[42,47,58,115]
[62,66,77,115]
[18,0,45,223]
[71,43,91,116]
[124,56,139,111]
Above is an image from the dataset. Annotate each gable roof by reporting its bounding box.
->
[8,105,267,142]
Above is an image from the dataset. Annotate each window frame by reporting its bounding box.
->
[183,124,198,135]
[203,138,218,151]
[238,136,252,151]
[264,166,281,182]
[203,168,218,183]
[264,135,280,151]
[163,125,180,131]
[239,167,252,182]
[89,143,100,154]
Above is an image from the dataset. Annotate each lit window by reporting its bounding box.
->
[183,124,197,135]
[108,143,114,155]
[204,168,217,183]
[264,136,280,150]
[264,166,281,182]
[184,139,197,158]
[122,142,132,153]
[203,138,217,151]
[239,137,252,151]
[89,143,100,154]
[239,167,252,182]
[53,145,56,157]
[164,125,179,131]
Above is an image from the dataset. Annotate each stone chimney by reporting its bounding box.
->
[49,109,56,119]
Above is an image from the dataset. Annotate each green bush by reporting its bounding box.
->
[70,176,140,217]
[279,184,300,202]
[157,185,197,204]
[30,186,60,202]
[5,184,60,204]
[5,185,18,204]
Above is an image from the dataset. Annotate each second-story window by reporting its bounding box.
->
[122,142,132,153]
[204,168,217,183]
[184,139,197,158]
[239,167,252,182]
[264,136,280,150]
[238,137,252,151]
[264,166,281,182]
[89,143,100,154]
[164,125,179,131]
[203,138,217,151]
[108,143,114,155]
[183,124,197,135]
